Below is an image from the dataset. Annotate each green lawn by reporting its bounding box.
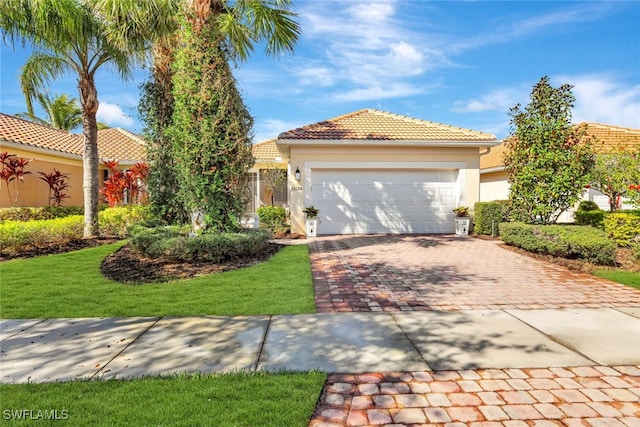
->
[593,269,640,289]
[0,242,316,318]
[0,371,327,427]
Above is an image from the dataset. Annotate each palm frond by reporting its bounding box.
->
[20,52,71,115]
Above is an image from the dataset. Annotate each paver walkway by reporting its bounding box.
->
[310,235,640,312]
[310,366,640,426]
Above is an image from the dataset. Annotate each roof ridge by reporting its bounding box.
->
[579,122,640,133]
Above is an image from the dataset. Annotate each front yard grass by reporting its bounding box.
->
[0,242,316,318]
[593,269,640,289]
[0,371,326,427]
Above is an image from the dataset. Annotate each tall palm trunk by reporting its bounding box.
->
[79,76,100,238]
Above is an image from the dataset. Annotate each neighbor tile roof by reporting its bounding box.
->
[0,113,146,161]
[278,109,497,142]
[252,138,281,160]
[0,113,82,155]
[580,122,640,153]
[480,123,640,170]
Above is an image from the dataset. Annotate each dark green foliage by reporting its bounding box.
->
[578,200,600,211]
[473,201,508,235]
[574,201,604,228]
[603,210,640,247]
[504,76,595,224]
[128,224,271,263]
[139,63,185,224]
[0,206,83,221]
[500,222,616,265]
[257,206,289,236]
[167,11,253,232]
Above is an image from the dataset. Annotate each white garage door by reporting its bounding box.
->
[311,169,458,234]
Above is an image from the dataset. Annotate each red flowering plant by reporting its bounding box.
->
[1,152,32,206]
[38,169,70,206]
[100,160,149,207]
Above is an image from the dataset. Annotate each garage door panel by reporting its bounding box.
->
[311,170,458,234]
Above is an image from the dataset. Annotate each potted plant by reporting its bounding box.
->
[452,206,471,235]
[303,206,319,237]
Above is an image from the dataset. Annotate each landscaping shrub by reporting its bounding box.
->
[98,206,153,237]
[0,215,84,253]
[603,210,640,247]
[500,222,616,265]
[473,201,508,235]
[574,201,605,229]
[256,206,289,237]
[0,206,83,222]
[632,238,640,266]
[128,224,272,263]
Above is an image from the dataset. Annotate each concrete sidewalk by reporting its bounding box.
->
[2,308,639,384]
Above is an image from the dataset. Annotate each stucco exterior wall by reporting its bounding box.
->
[479,170,510,202]
[285,145,482,235]
[1,146,85,208]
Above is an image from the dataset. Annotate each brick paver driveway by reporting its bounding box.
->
[309,235,640,312]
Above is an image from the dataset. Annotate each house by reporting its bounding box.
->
[249,138,288,213]
[479,122,640,212]
[273,109,500,235]
[0,113,146,207]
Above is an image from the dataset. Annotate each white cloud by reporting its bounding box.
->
[554,74,640,128]
[452,87,526,113]
[332,83,426,102]
[293,65,335,87]
[97,101,135,128]
[253,118,305,144]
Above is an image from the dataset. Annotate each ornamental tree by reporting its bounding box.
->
[504,76,595,224]
[588,145,640,211]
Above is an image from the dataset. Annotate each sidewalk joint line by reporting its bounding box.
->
[0,318,48,342]
[253,315,272,371]
[502,309,599,365]
[90,316,164,380]
[390,313,433,371]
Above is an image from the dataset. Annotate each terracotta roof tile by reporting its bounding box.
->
[96,128,146,161]
[0,113,146,162]
[580,122,640,153]
[252,138,281,160]
[480,123,640,170]
[278,109,497,142]
[0,113,82,155]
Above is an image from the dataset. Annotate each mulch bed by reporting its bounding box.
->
[0,237,121,261]
[100,243,283,284]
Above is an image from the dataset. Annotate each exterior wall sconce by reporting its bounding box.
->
[294,167,301,180]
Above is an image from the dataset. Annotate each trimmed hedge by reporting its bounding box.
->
[256,206,289,237]
[474,201,508,235]
[574,210,605,229]
[603,210,640,247]
[128,224,272,263]
[0,206,84,222]
[0,215,84,252]
[0,206,152,254]
[500,222,616,265]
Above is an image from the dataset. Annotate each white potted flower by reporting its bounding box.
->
[452,206,471,235]
[303,206,319,237]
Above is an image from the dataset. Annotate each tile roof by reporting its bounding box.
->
[252,138,281,161]
[278,109,497,142]
[96,128,146,161]
[480,123,640,170]
[580,122,640,153]
[0,113,82,155]
[0,113,146,162]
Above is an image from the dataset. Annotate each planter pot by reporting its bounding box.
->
[306,218,318,237]
[454,217,471,235]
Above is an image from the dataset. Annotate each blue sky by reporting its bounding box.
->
[1,1,639,143]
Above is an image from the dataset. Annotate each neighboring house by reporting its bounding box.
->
[479,122,640,213]
[249,138,288,213]
[0,113,146,208]
[274,109,500,235]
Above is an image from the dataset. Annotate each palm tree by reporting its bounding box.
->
[0,0,148,237]
[16,93,83,131]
